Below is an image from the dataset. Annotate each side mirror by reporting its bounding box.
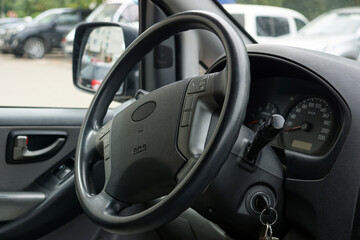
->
[73,22,139,102]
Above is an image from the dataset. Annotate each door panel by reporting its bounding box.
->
[0,107,109,239]
[0,126,79,191]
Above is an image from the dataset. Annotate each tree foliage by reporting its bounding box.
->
[1,0,103,18]
[237,0,360,20]
[3,0,360,20]
[238,0,284,7]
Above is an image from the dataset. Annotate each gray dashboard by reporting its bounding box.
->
[197,43,360,239]
[243,45,359,239]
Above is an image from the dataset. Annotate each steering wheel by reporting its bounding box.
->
[75,10,250,234]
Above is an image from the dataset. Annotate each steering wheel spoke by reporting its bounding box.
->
[177,71,226,160]
[95,120,113,161]
[208,69,228,98]
[94,120,114,186]
[98,190,130,216]
[82,190,130,223]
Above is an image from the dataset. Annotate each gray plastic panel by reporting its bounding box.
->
[0,126,80,191]
[0,105,121,192]
[0,108,84,191]
[246,44,359,239]
[0,108,87,126]
[0,108,114,126]
[0,192,45,221]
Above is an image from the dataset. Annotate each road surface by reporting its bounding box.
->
[0,52,119,108]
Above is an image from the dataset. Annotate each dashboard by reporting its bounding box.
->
[198,46,357,239]
[247,54,349,181]
[207,51,349,180]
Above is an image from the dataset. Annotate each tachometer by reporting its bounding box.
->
[282,97,334,155]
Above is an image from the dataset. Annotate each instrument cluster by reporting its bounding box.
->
[245,77,341,156]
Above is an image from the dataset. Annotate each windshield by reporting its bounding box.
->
[34,12,57,24]
[86,3,121,22]
[300,12,360,35]
[221,1,360,61]
[1,0,359,109]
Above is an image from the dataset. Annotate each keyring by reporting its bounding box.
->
[260,207,278,226]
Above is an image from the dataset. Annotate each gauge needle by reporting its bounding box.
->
[284,126,302,132]
[248,120,258,125]
[284,122,311,132]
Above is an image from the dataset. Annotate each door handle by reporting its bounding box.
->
[13,136,65,161]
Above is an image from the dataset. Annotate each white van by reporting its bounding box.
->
[223,4,308,43]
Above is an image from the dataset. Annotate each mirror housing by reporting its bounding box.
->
[72,22,139,102]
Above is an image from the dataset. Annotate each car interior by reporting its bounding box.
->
[1,0,360,240]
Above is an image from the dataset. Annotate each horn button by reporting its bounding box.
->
[104,81,188,204]
[131,101,157,122]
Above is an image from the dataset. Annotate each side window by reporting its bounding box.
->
[36,14,57,24]
[232,14,245,27]
[119,4,139,23]
[256,16,290,37]
[57,12,79,26]
[295,18,306,30]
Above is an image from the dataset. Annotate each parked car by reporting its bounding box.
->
[62,0,138,56]
[0,17,31,27]
[223,4,308,43]
[275,7,360,60]
[79,62,113,91]
[0,17,32,53]
[2,8,91,58]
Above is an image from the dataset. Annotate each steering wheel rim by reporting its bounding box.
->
[75,10,250,234]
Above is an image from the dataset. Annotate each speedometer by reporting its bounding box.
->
[282,97,334,155]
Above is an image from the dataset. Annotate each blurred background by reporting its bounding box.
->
[0,0,102,18]
[0,0,359,107]
[224,0,360,20]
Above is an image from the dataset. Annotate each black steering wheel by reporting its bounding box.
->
[75,10,250,234]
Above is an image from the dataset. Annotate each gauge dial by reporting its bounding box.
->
[246,102,279,131]
[282,98,334,155]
